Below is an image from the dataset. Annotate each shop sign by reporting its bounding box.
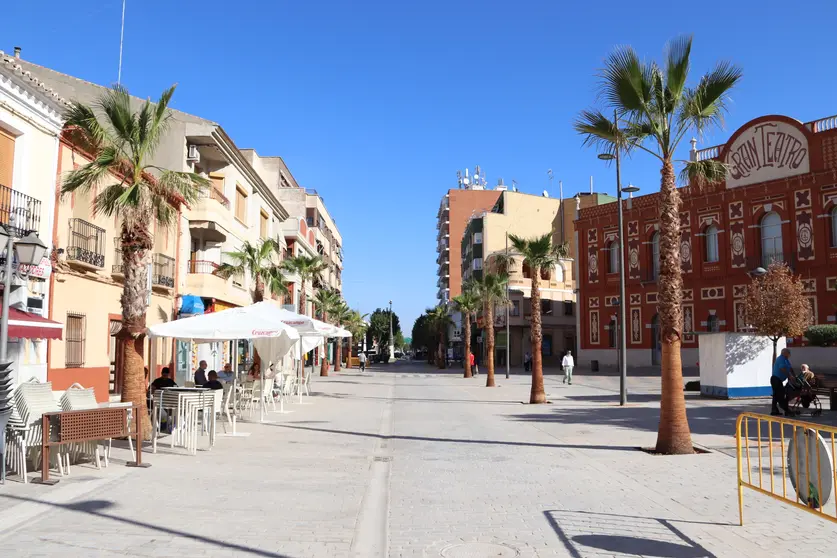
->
[725,120,809,189]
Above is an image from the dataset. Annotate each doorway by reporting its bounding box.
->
[108,319,124,395]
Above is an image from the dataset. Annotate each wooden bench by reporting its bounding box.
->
[814,374,837,410]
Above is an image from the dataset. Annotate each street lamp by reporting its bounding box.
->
[0,226,48,484]
[598,128,639,407]
[388,300,396,363]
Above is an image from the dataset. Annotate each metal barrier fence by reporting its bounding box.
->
[736,412,837,525]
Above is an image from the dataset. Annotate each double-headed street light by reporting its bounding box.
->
[598,139,639,407]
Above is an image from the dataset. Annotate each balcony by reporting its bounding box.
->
[111,238,123,277]
[67,218,105,269]
[152,253,175,289]
[189,187,233,242]
[0,184,41,237]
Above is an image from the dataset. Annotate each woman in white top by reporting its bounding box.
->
[562,350,574,385]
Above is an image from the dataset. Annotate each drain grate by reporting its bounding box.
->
[372,456,392,462]
[440,543,519,557]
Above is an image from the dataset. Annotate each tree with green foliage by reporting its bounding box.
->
[425,305,452,368]
[473,273,509,387]
[575,36,742,454]
[281,254,327,316]
[509,233,568,403]
[61,85,208,437]
[453,282,480,378]
[313,288,341,376]
[216,238,288,303]
[411,313,433,362]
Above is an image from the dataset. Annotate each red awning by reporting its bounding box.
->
[8,307,63,340]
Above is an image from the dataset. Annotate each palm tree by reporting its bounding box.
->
[575,36,742,454]
[473,273,509,387]
[452,283,480,378]
[61,85,208,436]
[344,310,369,369]
[313,288,341,376]
[216,238,288,303]
[331,301,352,371]
[509,233,568,403]
[425,306,452,369]
[282,254,327,316]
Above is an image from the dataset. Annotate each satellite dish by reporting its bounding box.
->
[788,427,834,508]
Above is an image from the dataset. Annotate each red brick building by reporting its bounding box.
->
[574,114,837,368]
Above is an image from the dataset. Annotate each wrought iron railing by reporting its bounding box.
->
[0,184,41,237]
[112,238,123,274]
[188,259,219,274]
[153,253,175,287]
[67,218,105,268]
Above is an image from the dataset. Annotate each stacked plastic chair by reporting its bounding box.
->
[6,380,66,483]
[0,362,12,483]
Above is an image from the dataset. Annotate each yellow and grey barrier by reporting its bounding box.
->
[736,412,837,525]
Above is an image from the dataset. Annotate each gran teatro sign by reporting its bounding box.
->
[724,120,809,189]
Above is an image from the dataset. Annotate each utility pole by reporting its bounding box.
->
[505,232,510,379]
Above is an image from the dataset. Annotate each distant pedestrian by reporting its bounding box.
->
[771,348,793,416]
[469,352,475,376]
[524,351,532,372]
[562,350,574,385]
[359,351,367,372]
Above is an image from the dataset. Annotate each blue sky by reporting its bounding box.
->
[4,1,837,330]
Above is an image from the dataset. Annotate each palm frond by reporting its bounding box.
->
[678,61,743,136]
[215,262,244,280]
[574,109,619,156]
[680,158,728,187]
[664,35,692,102]
[598,46,652,113]
[61,145,124,196]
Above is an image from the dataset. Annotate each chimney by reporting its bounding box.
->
[13,47,21,58]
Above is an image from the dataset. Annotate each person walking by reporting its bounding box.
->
[562,350,574,385]
[358,351,367,372]
[469,352,475,376]
[771,348,793,416]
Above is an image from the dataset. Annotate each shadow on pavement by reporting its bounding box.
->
[0,494,293,558]
[269,423,640,452]
[319,393,526,406]
[544,510,718,558]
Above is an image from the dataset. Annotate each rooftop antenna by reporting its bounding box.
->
[511,179,518,192]
[590,176,593,195]
[456,170,462,189]
[117,0,126,85]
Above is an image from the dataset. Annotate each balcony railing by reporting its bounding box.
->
[67,218,105,268]
[188,259,219,274]
[199,187,230,209]
[153,253,175,288]
[0,184,41,238]
[112,238,123,275]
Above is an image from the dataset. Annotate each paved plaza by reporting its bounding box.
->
[1,363,836,557]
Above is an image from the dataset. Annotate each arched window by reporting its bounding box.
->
[554,263,565,283]
[651,232,660,280]
[607,241,620,274]
[831,206,837,248]
[705,225,719,263]
[761,211,783,266]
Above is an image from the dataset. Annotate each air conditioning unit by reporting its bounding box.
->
[187,144,201,163]
[26,296,44,316]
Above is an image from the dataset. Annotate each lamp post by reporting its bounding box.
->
[0,225,49,483]
[505,232,510,380]
[388,300,396,363]
[598,121,639,407]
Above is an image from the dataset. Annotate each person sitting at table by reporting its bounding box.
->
[247,362,261,381]
[204,371,224,390]
[194,360,208,386]
[219,363,234,383]
[150,367,177,393]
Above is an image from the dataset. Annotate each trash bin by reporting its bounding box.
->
[591,360,599,372]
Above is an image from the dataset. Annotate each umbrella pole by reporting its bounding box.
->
[298,342,303,404]
[260,363,265,423]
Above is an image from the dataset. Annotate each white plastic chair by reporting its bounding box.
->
[6,381,66,483]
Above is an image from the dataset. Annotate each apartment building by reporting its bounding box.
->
[435,167,503,304]
[305,192,343,293]
[460,190,577,367]
[0,51,63,388]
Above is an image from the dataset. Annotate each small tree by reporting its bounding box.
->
[744,263,812,363]
[453,283,480,378]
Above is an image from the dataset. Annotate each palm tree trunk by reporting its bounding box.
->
[463,313,472,378]
[345,341,352,369]
[530,272,546,403]
[253,277,264,303]
[655,159,693,455]
[335,338,342,372]
[486,305,496,387]
[299,280,307,315]
[321,311,329,377]
[120,226,152,439]
[438,333,446,369]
